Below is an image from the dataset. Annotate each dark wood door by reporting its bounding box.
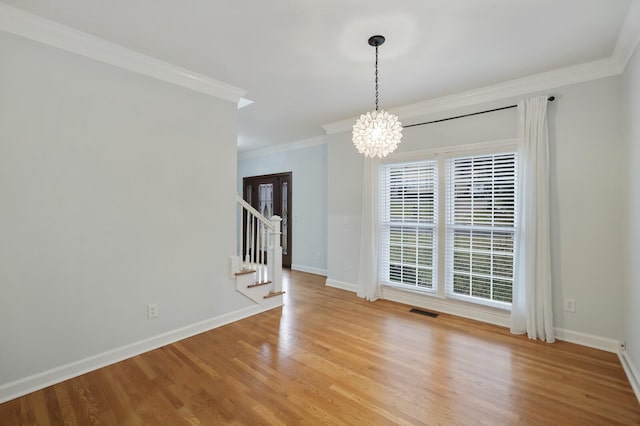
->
[243,172,292,268]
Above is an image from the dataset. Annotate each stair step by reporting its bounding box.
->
[247,280,272,288]
[235,269,256,276]
[263,291,285,299]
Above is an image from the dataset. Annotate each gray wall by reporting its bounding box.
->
[547,77,625,339]
[326,76,626,344]
[0,31,247,386]
[238,143,328,275]
[326,132,365,289]
[623,41,640,386]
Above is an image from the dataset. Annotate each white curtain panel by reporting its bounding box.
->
[357,157,382,301]
[511,95,555,343]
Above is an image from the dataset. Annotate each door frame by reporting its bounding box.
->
[242,172,292,268]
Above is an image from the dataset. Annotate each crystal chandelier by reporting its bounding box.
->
[352,35,403,158]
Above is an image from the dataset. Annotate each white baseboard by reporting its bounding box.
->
[381,288,622,354]
[619,350,640,404]
[382,286,511,327]
[0,303,281,404]
[325,278,358,293]
[553,328,619,353]
[291,264,327,276]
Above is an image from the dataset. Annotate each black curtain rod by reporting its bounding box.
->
[403,96,555,129]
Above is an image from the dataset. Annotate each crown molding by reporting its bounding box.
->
[0,3,246,103]
[614,0,640,69]
[322,56,622,134]
[324,1,640,135]
[238,135,327,160]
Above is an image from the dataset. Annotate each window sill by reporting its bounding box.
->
[382,282,438,296]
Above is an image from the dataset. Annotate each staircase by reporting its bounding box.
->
[231,195,284,308]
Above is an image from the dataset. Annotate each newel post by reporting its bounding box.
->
[269,216,282,293]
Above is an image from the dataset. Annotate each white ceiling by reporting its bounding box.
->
[0,0,634,152]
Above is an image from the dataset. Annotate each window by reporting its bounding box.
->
[379,149,518,309]
[380,161,437,291]
[445,153,517,308]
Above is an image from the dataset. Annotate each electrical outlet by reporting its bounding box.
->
[147,303,159,319]
[564,298,576,313]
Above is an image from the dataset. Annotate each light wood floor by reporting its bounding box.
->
[1,270,639,425]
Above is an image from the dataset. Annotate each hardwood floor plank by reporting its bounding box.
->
[100,366,144,426]
[52,382,79,426]
[1,269,639,425]
[42,387,62,426]
[26,388,51,426]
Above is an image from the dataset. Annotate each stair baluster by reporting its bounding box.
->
[235,195,283,300]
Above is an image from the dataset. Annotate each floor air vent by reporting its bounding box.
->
[410,308,439,318]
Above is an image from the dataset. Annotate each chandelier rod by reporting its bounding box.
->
[375,43,379,112]
[367,35,385,112]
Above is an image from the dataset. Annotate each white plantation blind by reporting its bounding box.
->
[445,152,517,307]
[380,161,438,291]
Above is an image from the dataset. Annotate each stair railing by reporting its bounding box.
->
[236,195,282,294]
